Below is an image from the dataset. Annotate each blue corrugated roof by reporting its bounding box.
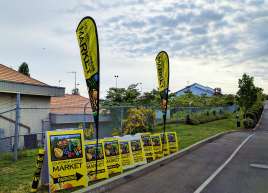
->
[175,83,214,94]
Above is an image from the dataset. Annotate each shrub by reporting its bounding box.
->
[185,111,229,125]
[122,107,156,134]
[245,111,257,125]
[243,118,255,129]
[185,114,191,124]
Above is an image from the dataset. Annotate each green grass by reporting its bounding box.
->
[155,117,239,149]
[0,117,239,193]
[0,149,37,193]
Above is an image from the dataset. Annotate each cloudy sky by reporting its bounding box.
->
[0,0,267,97]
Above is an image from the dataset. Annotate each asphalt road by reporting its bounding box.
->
[202,103,268,193]
[106,102,268,193]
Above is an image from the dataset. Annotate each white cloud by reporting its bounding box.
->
[0,0,267,98]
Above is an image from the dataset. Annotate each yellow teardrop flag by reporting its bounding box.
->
[155,51,170,133]
[76,16,99,114]
[155,51,169,92]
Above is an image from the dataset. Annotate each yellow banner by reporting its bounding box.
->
[151,134,163,159]
[139,133,155,162]
[85,140,109,182]
[102,138,123,176]
[155,51,169,92]
[76,17,99,113]
[119,140,134,170]
[46,130,88,192]
[130,138,147,166]
[166,132,179,154]
[31,149,45,193]
[160,133,170,156]
[76,17,98,80]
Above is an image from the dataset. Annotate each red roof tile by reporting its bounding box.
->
[50,94,92,114]
[0,64,46,86]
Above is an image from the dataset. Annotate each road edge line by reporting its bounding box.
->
[193,133,255,193]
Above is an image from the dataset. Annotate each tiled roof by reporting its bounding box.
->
[50,94,92,114]
[0,64,46,86]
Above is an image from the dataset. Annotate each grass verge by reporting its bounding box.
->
[0,117,239,193]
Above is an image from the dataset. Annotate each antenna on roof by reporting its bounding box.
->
[58,80,61,87]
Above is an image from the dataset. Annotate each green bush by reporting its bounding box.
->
[185,112,229,125]
[122,107,156,134]
[244,100,264,127]
[243,118,255,129]
[245,111,257,125]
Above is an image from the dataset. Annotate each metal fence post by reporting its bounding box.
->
[120,107,123,134]
[14,93,21,161]
[83,101,90,130]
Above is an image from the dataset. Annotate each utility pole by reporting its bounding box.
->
[68,71,77,90]
[68,71,80,94]
[14,93,21,161]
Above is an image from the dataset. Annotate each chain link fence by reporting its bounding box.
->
[0,104,237,153]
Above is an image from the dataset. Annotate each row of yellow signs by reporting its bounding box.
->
[46,130,179,192]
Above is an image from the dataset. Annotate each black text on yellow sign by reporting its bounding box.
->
[85,140,108,181]
[130,139,146,166]
[46,130,88,192]
[166,132,179,154]
[140,134,155,162]
[103,138,123,176]
[151,134,164,159]
[119,140,134,170]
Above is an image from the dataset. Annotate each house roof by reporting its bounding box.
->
[0,64,46,86]
[175,83,214,94]
[50,94,92,114]
[0,64,65,97]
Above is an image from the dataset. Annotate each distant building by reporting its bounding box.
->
[174,83,216,97]
[0,64,64,150]
[214,88,222,95]
[50,94,113,137]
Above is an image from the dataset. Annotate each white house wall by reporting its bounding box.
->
[0,92,50,138]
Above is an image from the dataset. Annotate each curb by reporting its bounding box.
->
[73,130,236,193]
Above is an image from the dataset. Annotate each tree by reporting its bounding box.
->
[18,62,30,76]
[124,84,141,103]
[106,87,126,105]
[236,74,258,113]
[72,88,80,95]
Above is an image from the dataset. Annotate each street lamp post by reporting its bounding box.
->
[58,80,62,87]
[114,75,119,88]
[68,71,80,94]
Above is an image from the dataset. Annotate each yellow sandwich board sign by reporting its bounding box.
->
[46,130,87,192]
[166,132,179,153]
[151,134,163,159]
[102,138,123,176]
[85,140,108,182]
[160,133,170,156]
[137,133,155,162]
[119,140,134,170]
[129,136,147,166]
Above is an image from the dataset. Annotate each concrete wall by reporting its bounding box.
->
[0,92,50,138]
